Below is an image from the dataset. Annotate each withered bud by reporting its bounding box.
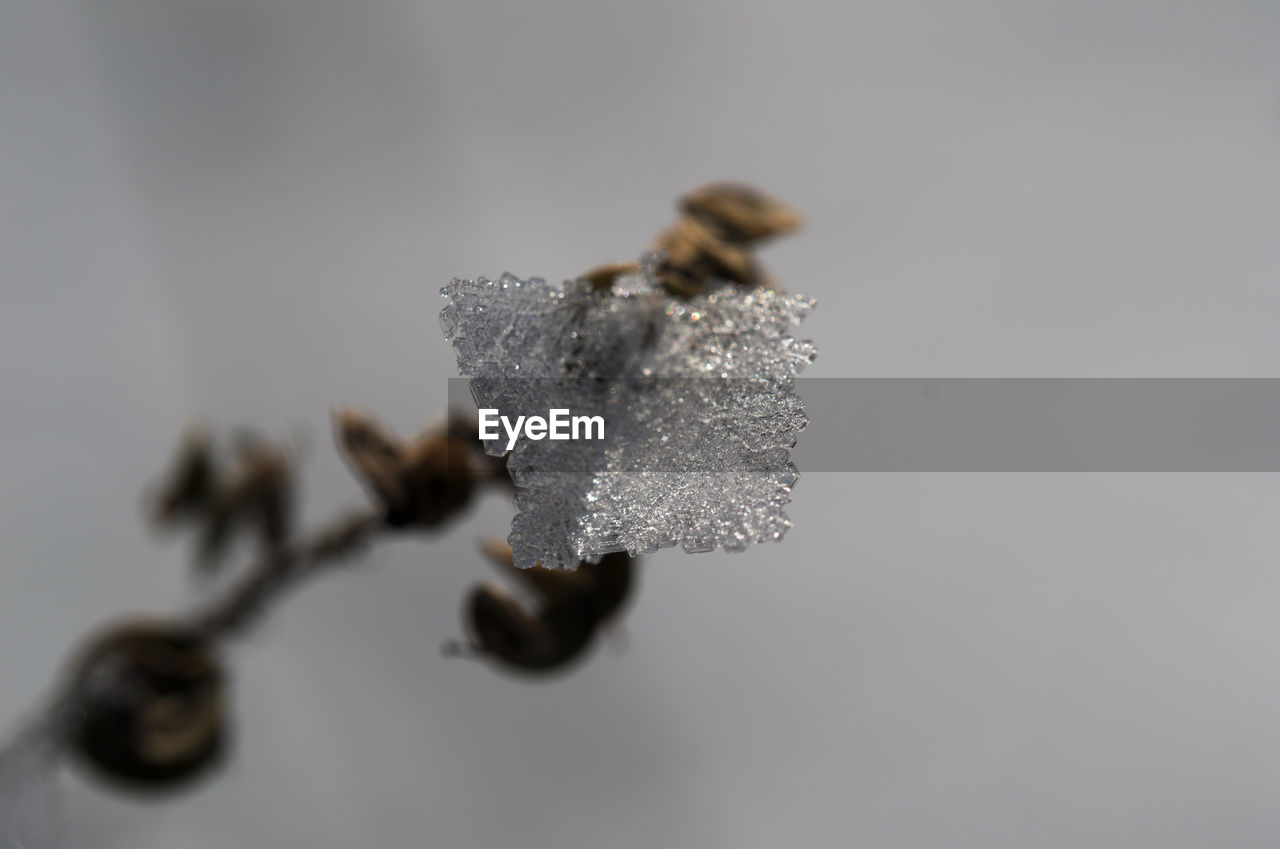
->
[651,182,801,297]
[232,435,293,550]
[454,539,637,675]
[63,619,227,793]
[654,215,763,292]
[679,182,803,245]
[463,581,597,673]
[335,408,489,530]
[147,424,215,528]
[334,407,409,512]
[197,435,294,571]
[396,428,480,528]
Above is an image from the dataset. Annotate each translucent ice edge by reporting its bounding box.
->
[441,267,817,568]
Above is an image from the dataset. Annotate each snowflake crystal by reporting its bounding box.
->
[440,263,817,568]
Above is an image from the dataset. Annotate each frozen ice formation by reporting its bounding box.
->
[440,261,817,569]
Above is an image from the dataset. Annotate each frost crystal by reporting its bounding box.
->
[440,262,817,568]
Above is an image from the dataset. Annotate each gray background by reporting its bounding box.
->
[2,0,1278,847]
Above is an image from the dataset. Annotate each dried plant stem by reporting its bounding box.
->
[0,181,802,804]
[189,507,385,641]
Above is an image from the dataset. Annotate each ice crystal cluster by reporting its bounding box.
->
[440,262,817,569]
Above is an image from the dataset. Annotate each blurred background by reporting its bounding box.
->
[2,0,1279,846]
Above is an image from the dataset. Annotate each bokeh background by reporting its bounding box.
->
[2,1,1279,846]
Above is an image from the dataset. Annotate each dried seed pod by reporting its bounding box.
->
[656,214,762,289]
[679,182,803,245]
[62,619,227,793]
[648,223,708,298]
[464,581,597,672]
[651,183,801,296]
[335,409,486,529]
[396,428,480,528]
[456,540,637,674]
[239,440,293,552]
[196,436,294,571]
[147,426,295,574]
[334,407,409,512]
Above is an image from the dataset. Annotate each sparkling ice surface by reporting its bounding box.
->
[440,263,817,569]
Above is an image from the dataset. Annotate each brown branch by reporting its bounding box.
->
[188,506,385,641]
[0,180,800,803]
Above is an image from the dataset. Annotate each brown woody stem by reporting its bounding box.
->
[189,507,385,641]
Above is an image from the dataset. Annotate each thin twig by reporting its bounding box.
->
[0,181,798,803]
[189,507,385,641]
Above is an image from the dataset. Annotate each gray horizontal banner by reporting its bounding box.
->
[447,378,1280,472]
